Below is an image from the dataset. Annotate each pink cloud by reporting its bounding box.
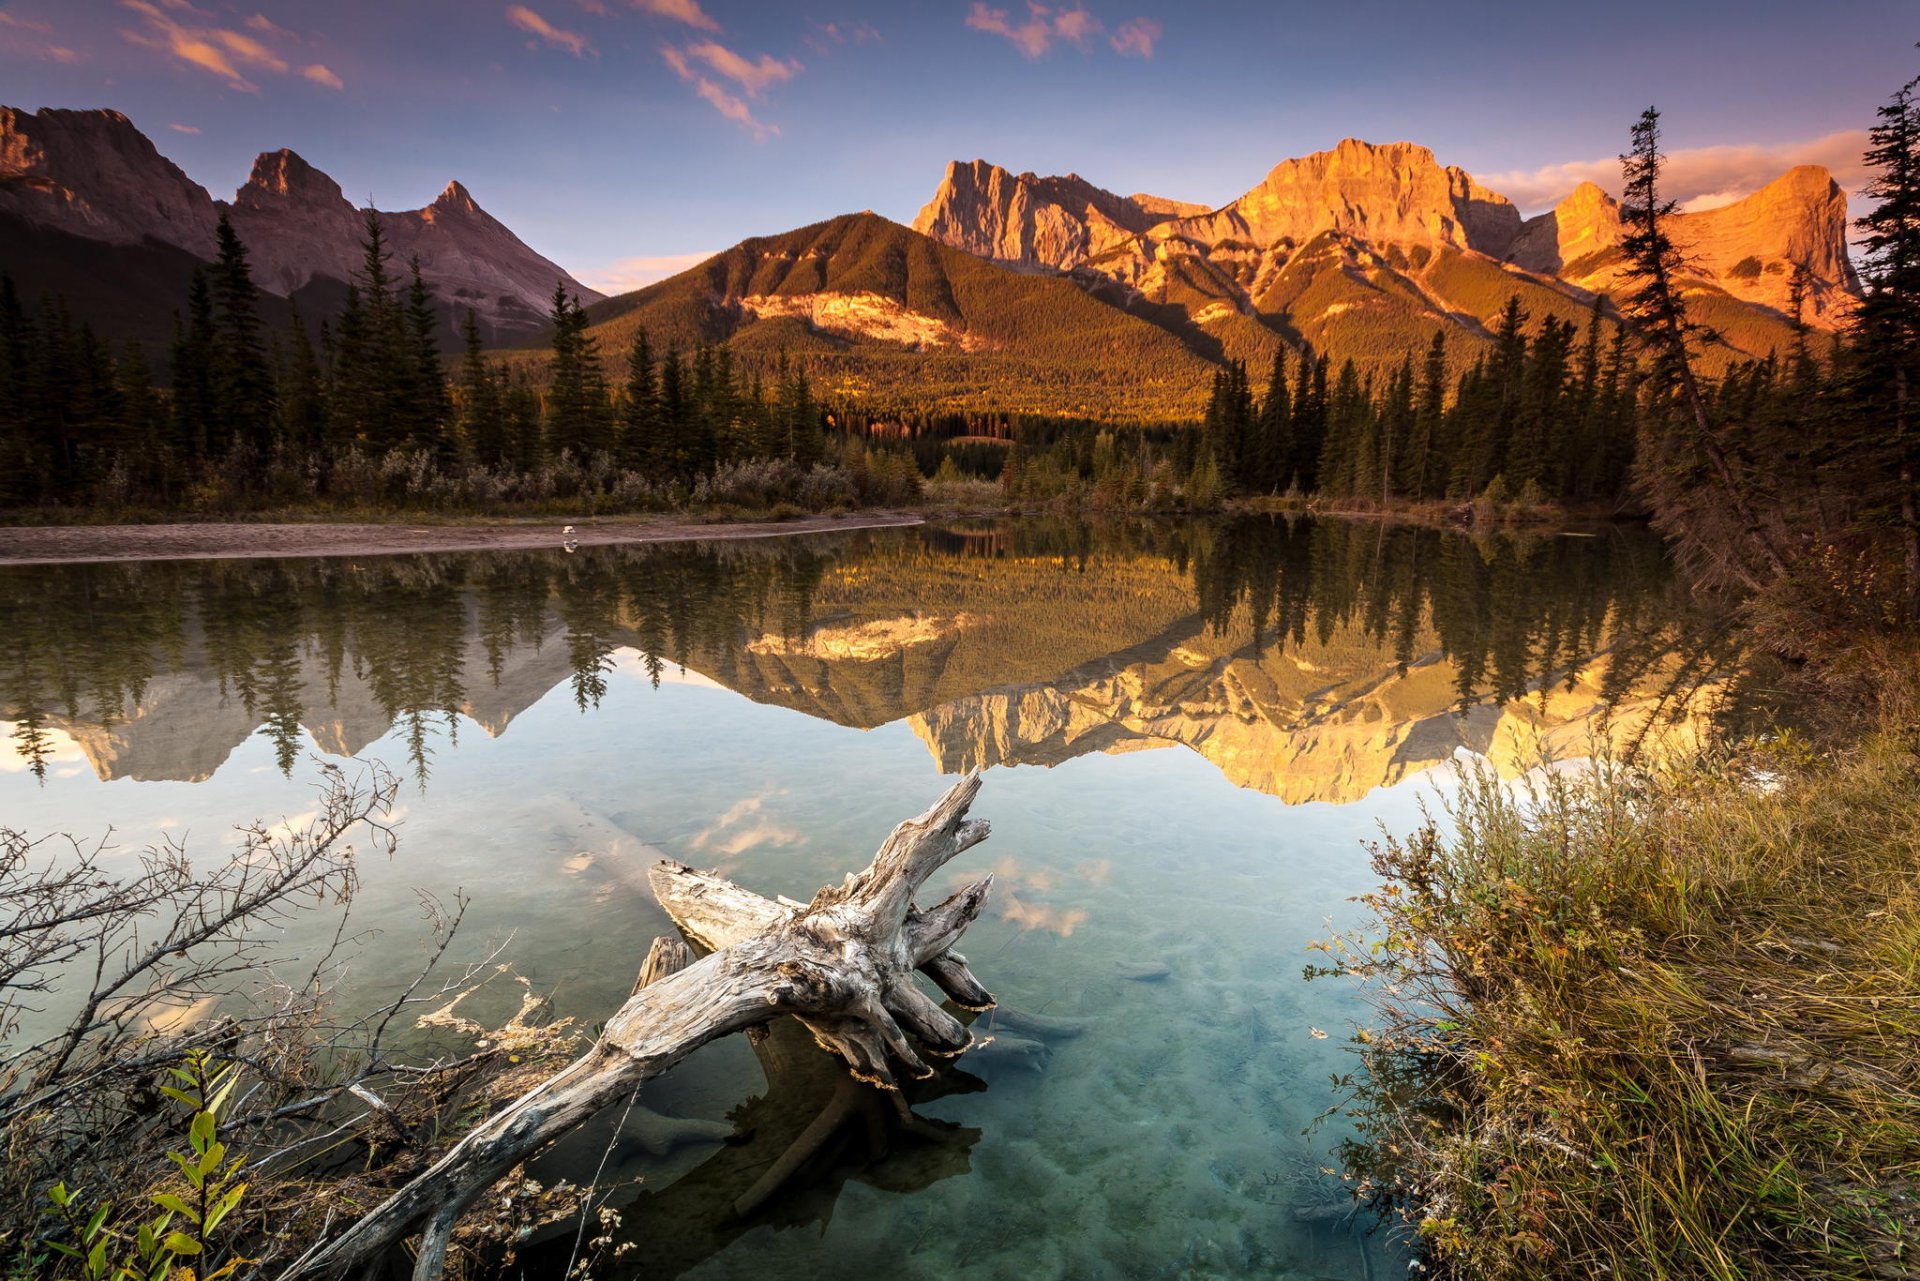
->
[803,19,881,54]
[966,3,1115,58]
[1110,16,1158,57]
[120,0,295,90]
[302,62,344,90]
[168,122,201,133]
[682,40,799,95]
[579,251,716,294]
[1482,130,1873,214]
[631,0,721,32]
[662,44,777,139]
[1052,6,1102,45]
[965,3,1053,58]
[506,4,595,57]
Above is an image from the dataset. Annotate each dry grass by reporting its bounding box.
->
[1319,729,1920,1280]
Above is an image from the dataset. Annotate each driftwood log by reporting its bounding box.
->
[293,772,998,1281]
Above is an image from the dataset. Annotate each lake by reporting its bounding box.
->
[0,515,1724,1281]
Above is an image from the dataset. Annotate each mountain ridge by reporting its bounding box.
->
[0,105,599,346]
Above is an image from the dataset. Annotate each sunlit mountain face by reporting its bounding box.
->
[1,517,1747,801]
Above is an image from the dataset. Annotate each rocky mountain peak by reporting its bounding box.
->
[235,148,348,210]
[1171,137,1522,257]
[432,179,479,213]
[913,158,1207,271]
[0,105,217,256]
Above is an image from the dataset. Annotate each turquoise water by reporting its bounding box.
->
[0,517,1696,1280]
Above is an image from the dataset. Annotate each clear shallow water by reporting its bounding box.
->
[0,517,1709,1280]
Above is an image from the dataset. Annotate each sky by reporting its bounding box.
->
[1,0,1913,294]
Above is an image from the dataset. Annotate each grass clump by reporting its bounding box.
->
[1318,731,1920,1280]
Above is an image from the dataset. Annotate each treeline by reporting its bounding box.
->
[0,209,913,513]
[1193,299,1641,508]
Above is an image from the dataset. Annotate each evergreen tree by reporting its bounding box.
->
[400,258,451,458]
[1622,106,1788,588]
[171,270,217,464]
[1855,61,1920,617]
[543,282,611,460]
[618,326,664,474]
[278,302,328,457]
[456,310,508,467]
[1407,329,1447,500]
[1254,346,1291,492]
[210,212,274,459]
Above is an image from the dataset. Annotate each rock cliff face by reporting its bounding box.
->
[1151,139,1522,258]
[0,106,600,344]
[228,150,599,339]
[1509,168,1859,326]
[914,138,1862,342]
[912,159,1207,271]
[0,107,218,257]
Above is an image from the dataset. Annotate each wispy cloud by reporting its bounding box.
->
[1110,16,1158,57]
[1483,130,1871,214]
[632,0,721,33]
[0,13,82,65]
[682,40,798,94]
[663,46,770,138]
[965,2,1059,57]
[168,121,201,133]
[967,3,1151,59]
[119,0,291,91]
[580,251,715,295]
[803,19,881,54]
[506,4,595,57]
[662,38,800,140]
[302,62,344,90]
[243,12,296,40]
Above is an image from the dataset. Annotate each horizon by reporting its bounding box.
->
[1,0,1911,295]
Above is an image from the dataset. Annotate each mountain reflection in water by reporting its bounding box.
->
[0,517,1742,801]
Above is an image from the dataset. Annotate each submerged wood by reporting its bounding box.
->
[292,771,998,1281]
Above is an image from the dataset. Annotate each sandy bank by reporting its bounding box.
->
[0,513,925,566]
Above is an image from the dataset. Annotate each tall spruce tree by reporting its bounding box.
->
[210,213,274,459]
[1856,60,1920,617]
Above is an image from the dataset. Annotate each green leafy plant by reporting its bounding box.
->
[43,1051,249,1281]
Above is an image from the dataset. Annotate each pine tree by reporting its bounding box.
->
[1856,60,1920,617]
[618,326,664,474]
[543,282,610,460]
[171,269,217,464]
[456,310,508,467]
[210,212,275,459]
[1622,106,1788,587]
[278,302,328,457]
[1254,346,1291,492]
[1407,329,1447,500]
[400,258,451,458]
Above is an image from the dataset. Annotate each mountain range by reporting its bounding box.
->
[0,106,600,348]
[1,106,1863,420]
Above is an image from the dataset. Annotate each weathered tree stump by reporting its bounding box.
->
[293,772,998,1281]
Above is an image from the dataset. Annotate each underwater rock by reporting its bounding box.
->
[1115,960,1172,981]
[966,1033,1052,1074]
[987,1006,1090,1039]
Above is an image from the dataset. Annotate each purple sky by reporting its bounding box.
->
[2,0,1911,293]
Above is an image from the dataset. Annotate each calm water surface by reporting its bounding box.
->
[0,517,1718,1281]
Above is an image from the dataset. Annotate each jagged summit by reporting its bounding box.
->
[1165,138,1523,257]
[0,105,600,344]
[236,148,346,207]
[912,158,1206,271]
[911,137,1861,345]
[0,104,217,257]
